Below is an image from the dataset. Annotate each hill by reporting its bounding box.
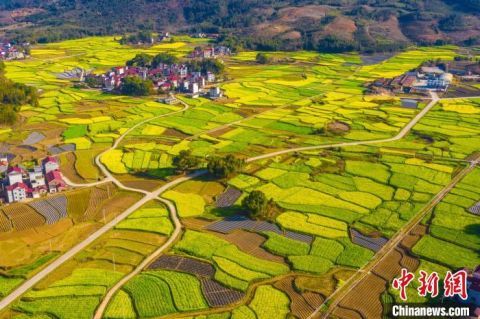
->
[1,0,480,52]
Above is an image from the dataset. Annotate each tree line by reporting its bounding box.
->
[171,150,276,220]
[119,52,225,96]
[0,61,39,125]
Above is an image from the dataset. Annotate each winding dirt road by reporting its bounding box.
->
[0,91,474,317]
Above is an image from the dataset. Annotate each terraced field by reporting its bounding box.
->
[0,36,478,319]
[2,200,171,318]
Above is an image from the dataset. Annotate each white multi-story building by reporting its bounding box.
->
[7,167,23,185]
[209,87,222,99]
[190,82,199,94]
[6,182,29,203]
[42,156,59,174]
[29,166,46,188]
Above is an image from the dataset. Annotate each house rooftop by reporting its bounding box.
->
[6,182,31,192]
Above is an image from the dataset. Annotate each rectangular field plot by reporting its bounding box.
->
[148,255,215,278]
[201,278,245,307]
[350,229,388,252]
[206,215,313,244]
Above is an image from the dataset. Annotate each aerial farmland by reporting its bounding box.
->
[0,34,478,319]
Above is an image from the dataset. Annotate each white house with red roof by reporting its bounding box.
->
[7,166,24,185]
[46,170,66,193]
[0,157,8,173]
[42,156,59,174]
[6,182,31,203]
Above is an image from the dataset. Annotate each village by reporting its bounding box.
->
[0,156,67,204]
[83,45,230,99]
[0,41,29,61]
[369,58,480,96]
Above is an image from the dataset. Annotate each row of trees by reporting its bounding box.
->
[120,76,155,96]
[0,61,39,125]
[127,52,179,68]
[120,52,225,96]
[119,31,153,45]
[172,150,275,219]
[172,151,244,178]
[127,52,225,74]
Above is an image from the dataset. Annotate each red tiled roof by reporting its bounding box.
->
[6,182,31,192]
[42,156,57,165]
[46,170,64,183]
[400,75,417,87]
[7,166,23,174]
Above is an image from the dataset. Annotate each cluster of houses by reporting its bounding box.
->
[371,60,480,95]
[1,156,66,203]
[96,63,220,98]
[371,66,454,94]
[188,45,231,59]
[192,33,220,39]
[0,41,28,61]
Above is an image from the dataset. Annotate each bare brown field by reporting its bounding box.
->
[59,152,86,184]
[182,217,214,230]
[163,128,189,139]
[82,186,110,221]
[303,291,324,310]
[337,273,386,319]
[332,306,364,319]
[215,229,286,264]
[274,277,320,319]
[332,227,423,318]
[117,175,163,192]
[207,126,236,138]
[89,191,143,221]
[2,204,45,231]
[0,210,12,232]
[295,268,356,298]
[372,248,403,281]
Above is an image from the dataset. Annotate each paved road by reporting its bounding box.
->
[247,92,439,162]
[92,196,183,319]
[310,156,480,319]
[0,91,474,314]
[0,97,190,311]
[92,98,190,193]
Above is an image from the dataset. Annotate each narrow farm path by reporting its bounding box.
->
[1,91,476,315]
[63,96,190,191]
[312,154,480,319]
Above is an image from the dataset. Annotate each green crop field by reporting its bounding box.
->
[2,34,479,319]
[261,231,310,257]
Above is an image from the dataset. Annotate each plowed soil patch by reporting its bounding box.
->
[274,277,318,319]
[215,229,286,263]
[338,273,386,319]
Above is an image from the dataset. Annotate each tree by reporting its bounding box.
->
[126,53,153,67]
[256,52,269,64]
[172,150,200,172]
[120,76,154,96]
[0,61,38,124]
[317,35,356,53]
[242,190,268,218]
[152,52,179,67]
[187,58,225,74]
[85,76,103,88]
[207,154,245,178]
